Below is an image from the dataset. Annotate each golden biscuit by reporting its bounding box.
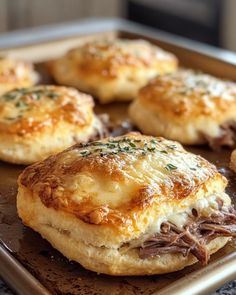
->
[129,70,236,149]
[50,39,178,103]
[17,133,236,275]
[0,57,38,95]
[0,85,103,164]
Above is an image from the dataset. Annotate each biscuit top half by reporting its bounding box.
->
[59,39,178,79]
[0,85,95,137]
[0,57,37,87]
[139,70,236,120]
[19,133,228,236]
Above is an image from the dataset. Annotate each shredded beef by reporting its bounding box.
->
[137,205,236,264]
[97,114,134,138]
[206,121,236,150]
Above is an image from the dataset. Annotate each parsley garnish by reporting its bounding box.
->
[1,87,60,102]
[160,150,168,154]
[78,137,177,160]
[15,101,27,108]
[165,163,177,171]
[167,145,177,150]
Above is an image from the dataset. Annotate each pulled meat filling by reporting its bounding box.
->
[136,205,236,264]
[206,121,236,150]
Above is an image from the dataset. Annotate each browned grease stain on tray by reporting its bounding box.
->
[0,102,236,295]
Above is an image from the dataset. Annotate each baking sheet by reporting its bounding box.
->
[0,19,236,295]
[0,106,235,295]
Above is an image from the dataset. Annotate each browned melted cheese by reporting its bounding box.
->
[19,133,226,231]
[0,58,34,83]
[0,57,37,96]
[140,70,236,120]
[63,39,177,79]
[0,85,94,136]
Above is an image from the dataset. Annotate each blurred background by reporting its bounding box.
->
[0,0,236,52]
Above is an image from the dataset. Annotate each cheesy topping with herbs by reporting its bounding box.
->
[19,133,226,236]
[129,69,236,145]
[0,85,94,136]
[0,57,37,95]
[0,85,102,164]
[50,39,178,103]
[138,70,236,119]
[66,39,177,78]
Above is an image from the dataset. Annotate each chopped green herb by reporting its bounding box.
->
[1,87,60,102]
[129,142,136,148]
[165,163,177,171]
[77,137,167,158]
[80,151,90,157]
[3,94,16,101]
[150,139,157,144]
[15,101,27,108]
[94,148,103,152]
[107,143,116,148]
[160,150,168,154]
[167,145,177,150]
[147,147,155,152]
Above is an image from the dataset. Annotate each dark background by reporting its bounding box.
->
[0,0,236,52]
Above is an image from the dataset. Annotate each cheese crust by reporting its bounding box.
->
[129,70,236,145]
[17,133,231,274]
[49,39,178,103]
[0,57,38,95]
[0,85,103,164]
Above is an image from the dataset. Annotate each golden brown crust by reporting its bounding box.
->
[19,133,226,231]
[138,70,236,121]
[0,57,37,94]
[50,39,178,103]
[17,133,232,274]
[0,85,94,136]
[129,70,236,145]
[64,39,176,79]
[0,85,103,164]
[16,187,230,275]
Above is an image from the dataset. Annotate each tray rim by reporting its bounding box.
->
[0,17,236,66]
[0,243,51,295]
[0,17,236,295]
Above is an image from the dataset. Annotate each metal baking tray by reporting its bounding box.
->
[0,18,236,295]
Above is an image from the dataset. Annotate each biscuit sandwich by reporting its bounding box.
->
[17,133,236,275]
[0,56,38,95]
[49,39,178,103]
[0,85,104,164]
[129,69,236,149]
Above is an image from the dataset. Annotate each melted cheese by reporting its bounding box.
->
[138,69,236,120]
[0,85,94,136]
[19,133,227,234]
[50,39,178,103]
[69,39,177,73]
[148,192,231,234]
[0,57,37,94]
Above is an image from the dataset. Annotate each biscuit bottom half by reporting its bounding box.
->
[0,116,102,165]
[17,187,231,276]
